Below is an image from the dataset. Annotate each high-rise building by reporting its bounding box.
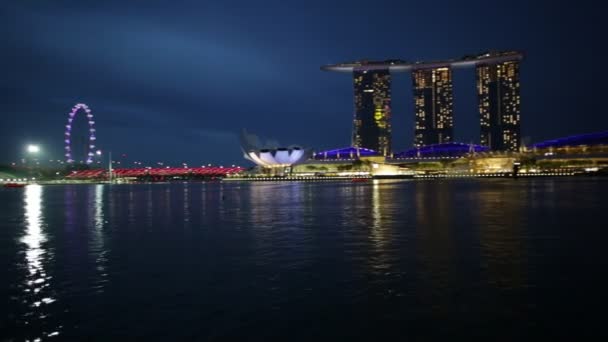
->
[322,51,523,154]
[352,69,392,156]
[412,67,454,147]
[477,60,521,151]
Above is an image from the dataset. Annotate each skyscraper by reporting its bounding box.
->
[412,67,454,147]
[352,69,392,156]
[477,60,521,151]
[322,51,523,154]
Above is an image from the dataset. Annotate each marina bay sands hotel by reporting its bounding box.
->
[321,51,523,155]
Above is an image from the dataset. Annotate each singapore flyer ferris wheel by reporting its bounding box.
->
[64,103,97,164]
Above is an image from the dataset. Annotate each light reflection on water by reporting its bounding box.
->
[21,184,60,339]
[1,179,607,340]
[23,185,46,283]
[91,184,108,291]
[370,180,394,275]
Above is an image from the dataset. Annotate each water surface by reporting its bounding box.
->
[1,179,607,340]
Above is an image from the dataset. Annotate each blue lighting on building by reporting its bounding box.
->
[392,142,489,159]
[312,147,378,160]
[531,131,608,149]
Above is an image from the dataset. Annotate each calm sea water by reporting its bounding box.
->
[1,179,607,340]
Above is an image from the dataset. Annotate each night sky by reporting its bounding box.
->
[1,0,605,166]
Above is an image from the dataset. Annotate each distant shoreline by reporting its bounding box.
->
[3,171,606,187]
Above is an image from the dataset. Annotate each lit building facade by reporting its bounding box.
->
[413,67,454,147]
[477,60,521,151]
[322,51,523,152]
[352,69,392,156]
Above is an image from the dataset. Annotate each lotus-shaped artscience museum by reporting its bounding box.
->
[245,147,308,167]
[240,129,310,167]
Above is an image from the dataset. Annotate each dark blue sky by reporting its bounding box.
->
[1,0,605,166]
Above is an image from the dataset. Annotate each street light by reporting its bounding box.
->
[25,144,41,181]
[27,144,40,153]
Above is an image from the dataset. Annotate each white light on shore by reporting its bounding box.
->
[27,145,40,153]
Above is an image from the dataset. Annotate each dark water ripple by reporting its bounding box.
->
[1,179,607,340]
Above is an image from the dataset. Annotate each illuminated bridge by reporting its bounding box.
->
[66,166,245,180]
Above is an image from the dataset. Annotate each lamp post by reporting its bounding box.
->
[108,151,113,183]
[25,144,41,181]
[26,144,40,164]
[95,149,102,165]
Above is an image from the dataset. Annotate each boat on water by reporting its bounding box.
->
[3,183,26,188]
[351,178,369,183]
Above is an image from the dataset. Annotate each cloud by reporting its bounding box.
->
[195,128,238,143]
[17,10,283,92]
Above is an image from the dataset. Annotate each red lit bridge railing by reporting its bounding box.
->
[66,167,245,180]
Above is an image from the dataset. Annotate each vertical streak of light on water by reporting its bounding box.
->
[92,184,108,292]
[22,185,61,338]
[370,180,391,274]
[23,185,46,283]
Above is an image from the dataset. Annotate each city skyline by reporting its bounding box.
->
[1,1,605,165]
[323,51,523,153]
[1,2,607,341]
